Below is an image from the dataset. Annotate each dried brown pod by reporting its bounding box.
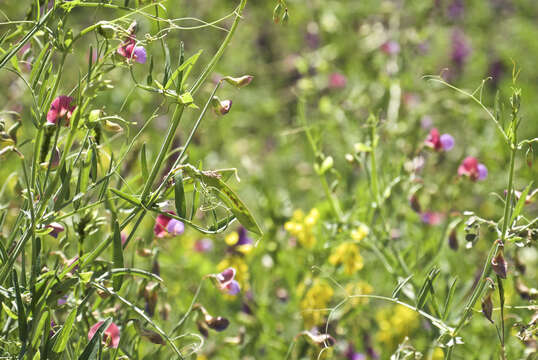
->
[295,330,336,348]
[491,250,508,279]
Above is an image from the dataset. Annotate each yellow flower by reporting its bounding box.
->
[329,242,364,274]
[345,281,373,306]
[284,208,320,248]
[351,224,369,242]
[300,280,334,328]
[432,347,444,360]
[225,232,239,246]
[375,305,419,348]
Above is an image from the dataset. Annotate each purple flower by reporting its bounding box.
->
[57,295,68,306]
[213,268,241,296]
[477,163,488,180]
[345,344,366,360]
[440,133,455,151]
[451,29,471,68]
[132,46,147,64]
[47,222,65,238]
[447,0,465,20]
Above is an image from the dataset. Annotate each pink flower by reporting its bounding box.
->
[328,72,347,89]
[420,211,444,226]
[381,40,400,55]
[153,212,184,238]
[214,268,241,295]
[425,128,454,151]
[88,321,120,348]
[194,238,213,253]
[47,96,76,126]
[458,156,487,181]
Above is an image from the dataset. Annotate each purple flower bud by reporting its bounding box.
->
[440,134,455,151]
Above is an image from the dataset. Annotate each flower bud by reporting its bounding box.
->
[212,96,232,115]
[97,22,115,39]
[448,229,459,251]
[103,120,123,133]
[222,75,253,88]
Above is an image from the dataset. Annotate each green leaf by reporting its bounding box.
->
[509,182,533,225]
[110,188,142,207]
[182,164,262,236]
[178,92,194,105]
[52,306,76,353]
[416,267,440,310]
[140,143,148,180]
[2,302,18,319]
[442,277,458,321]
[112,220,124,291]
[174,171,186,218]
[391,275,413,299]
[12,270,28,344]
[78,318,112,360]
[165,49,202,90]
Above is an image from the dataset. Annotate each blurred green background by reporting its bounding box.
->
[1,0,537,359]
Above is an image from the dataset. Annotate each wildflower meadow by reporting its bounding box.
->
[0,0,537,359]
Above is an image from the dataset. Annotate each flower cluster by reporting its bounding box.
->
[299,279,333,328]
[329,242,364,275]
[375,305,419,348]
[284,208,320,248]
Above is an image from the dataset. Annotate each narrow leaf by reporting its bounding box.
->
[174,171,186,218]
[52,307,77,353]
[112,220,124,291]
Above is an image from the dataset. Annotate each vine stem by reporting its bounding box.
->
[452,106,518,339]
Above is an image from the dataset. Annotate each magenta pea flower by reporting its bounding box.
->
[328,72,347,89]
[47,96,76,126]
[118,42,147,64]
[213,267,241,295]
[425,128,454,151]
[458,156,487,181]
[47,222,65,238]
[194,238,213,253]
[88,321,120,348]
[153,212,184,238]
[420,211,444,226]
[380,40,400,55]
